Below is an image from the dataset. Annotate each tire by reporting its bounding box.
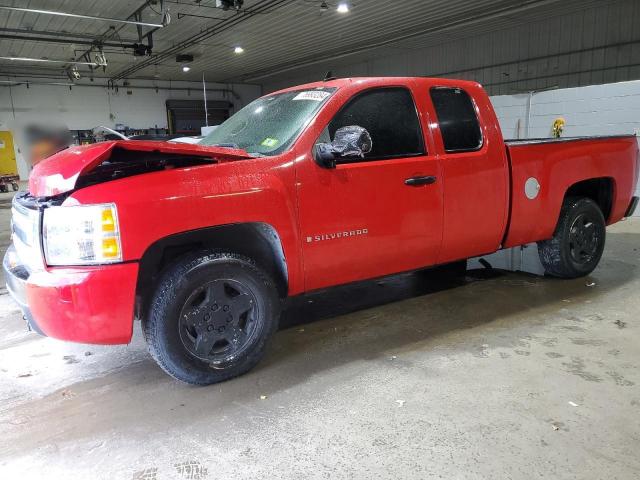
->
[11,183,19,192]
[0,184,7,193]
[143,251,280,385]
[537,197,606,278]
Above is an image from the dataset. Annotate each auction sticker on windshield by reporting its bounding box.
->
[293,91,331,101]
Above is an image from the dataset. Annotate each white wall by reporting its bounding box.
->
[0,79,262,179]
[491,79,640,205]
[473,78,640,274]
[492,80,640,140]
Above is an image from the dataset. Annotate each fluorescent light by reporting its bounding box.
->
[337,2,349,13]
[0,6,164,28]
[0,56,97,66]
[182,66,191,72]
[234,46,244,54]
[0,80,75,86]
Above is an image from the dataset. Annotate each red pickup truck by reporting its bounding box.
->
[4,77,638,384]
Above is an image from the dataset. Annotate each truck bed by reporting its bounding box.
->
[503,134,638,248]
[505,135,635,146]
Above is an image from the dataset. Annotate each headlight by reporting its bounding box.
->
[43,203,122,266]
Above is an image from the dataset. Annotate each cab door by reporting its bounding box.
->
[295,85,443,291]
[426,85,509,264]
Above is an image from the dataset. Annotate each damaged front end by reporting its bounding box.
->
[74,147,215,190]
[28,140,253,198]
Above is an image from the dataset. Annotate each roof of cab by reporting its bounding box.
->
[268,77,484,96]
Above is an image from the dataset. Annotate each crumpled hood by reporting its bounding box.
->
[29,140,253,197]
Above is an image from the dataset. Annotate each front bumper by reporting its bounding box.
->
[3,244,139,344]
[3,246,44,335]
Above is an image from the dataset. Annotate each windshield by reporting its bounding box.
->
[200,87,336,156]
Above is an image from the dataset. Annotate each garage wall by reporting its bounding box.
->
[491,79,640,216]
[0,80,261,179]
[471,79,640,274]
[258,0,640,97]
[492,81,640,140]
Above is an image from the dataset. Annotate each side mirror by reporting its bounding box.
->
[314,125,372,169]
[314,142,337,169]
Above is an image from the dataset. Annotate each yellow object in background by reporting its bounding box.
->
[552,117,565,138]
[0,131,18,175]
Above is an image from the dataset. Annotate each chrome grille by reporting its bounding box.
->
[11,198,39,247]
[10,194,44,272]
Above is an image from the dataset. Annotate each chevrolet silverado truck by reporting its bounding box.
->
[4,77,639,385]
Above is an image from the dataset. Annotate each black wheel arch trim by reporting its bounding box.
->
[625,196,638,217]
[135,222,288,319]
[563,177,614,222]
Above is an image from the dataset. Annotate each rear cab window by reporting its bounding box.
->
[430,87,482,153]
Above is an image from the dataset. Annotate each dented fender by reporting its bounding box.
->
[67,151,305,295]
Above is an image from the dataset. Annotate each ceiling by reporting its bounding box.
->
[0,0,629,86]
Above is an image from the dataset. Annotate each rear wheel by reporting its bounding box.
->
[143,252,280,385]
[537,197,606,278]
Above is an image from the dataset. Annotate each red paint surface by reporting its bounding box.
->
[504,137,639,247]
[26,263,138,344]
[22,77,639,344]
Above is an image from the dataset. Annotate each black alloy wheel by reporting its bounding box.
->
[143,252,280,385]
[567,213,601,265]
[538,197,606,278]
[178,279,259,365]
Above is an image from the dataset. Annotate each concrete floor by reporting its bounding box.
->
[0,186,639,480]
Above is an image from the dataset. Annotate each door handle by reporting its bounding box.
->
[404,175,437,186]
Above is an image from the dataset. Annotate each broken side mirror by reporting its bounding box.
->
[313,125,373,169]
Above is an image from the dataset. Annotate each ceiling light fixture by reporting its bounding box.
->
[176,53,194,72]
[0,6,165,28]
[65,65,82,82]
[216,0,244,11]
[319,1,329,12]
[336,2,350,13]
[0,56,97,66]
[234,46,244,54]
[0,80,74,87]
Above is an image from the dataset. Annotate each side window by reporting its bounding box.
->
[325,87,425,160]
[430,87,482,152]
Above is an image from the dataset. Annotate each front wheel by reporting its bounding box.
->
[537,197,606,278]
[143,252,280,385]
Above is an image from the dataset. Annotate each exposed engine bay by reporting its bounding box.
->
[74,147,217,190]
